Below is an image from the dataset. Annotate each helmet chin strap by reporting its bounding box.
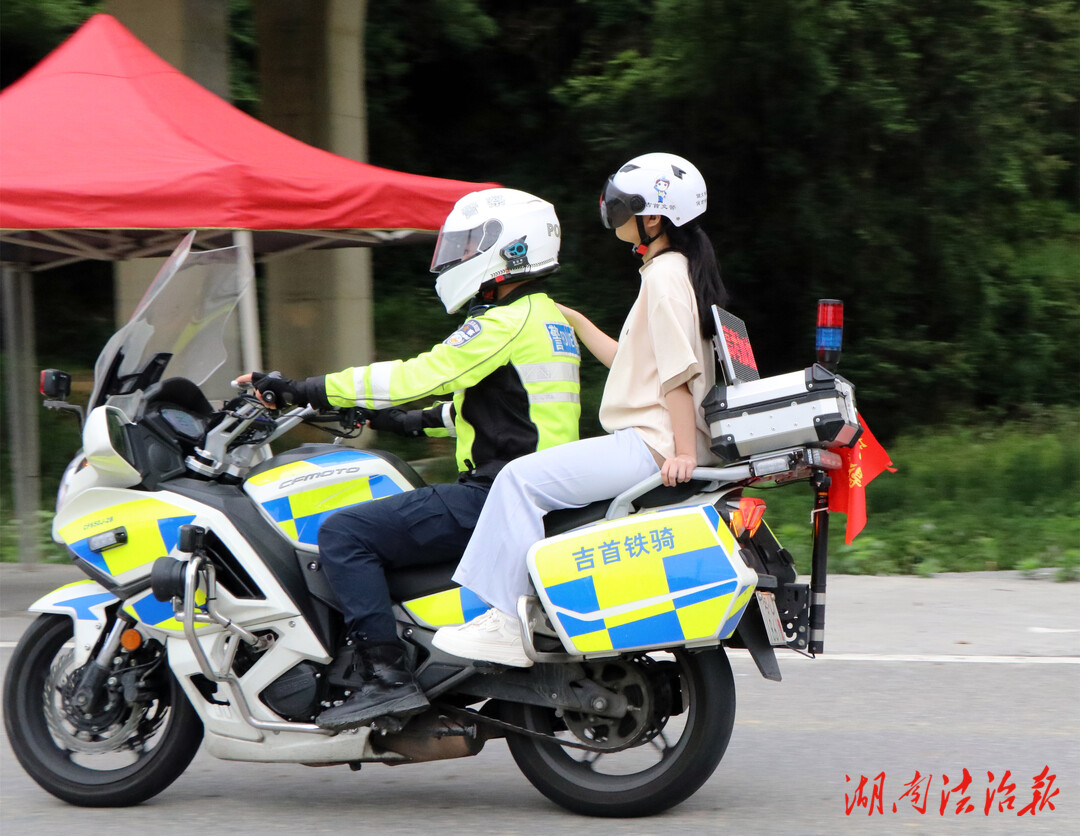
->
[633,216,660,257]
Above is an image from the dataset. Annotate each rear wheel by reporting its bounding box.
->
[3,613,203,806]
[504,648,735,817]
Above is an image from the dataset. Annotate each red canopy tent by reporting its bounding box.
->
[0,13,495,564]
[0,13,493,267]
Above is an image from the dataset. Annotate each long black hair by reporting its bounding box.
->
[663,218,728,339]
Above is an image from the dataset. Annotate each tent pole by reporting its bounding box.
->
[232,231,263,372]
[1,266,41,564]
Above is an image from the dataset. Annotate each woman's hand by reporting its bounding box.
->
[660,453,697,486]
[553,301,618,368]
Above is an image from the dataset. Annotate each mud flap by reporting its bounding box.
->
[734,609,782,682]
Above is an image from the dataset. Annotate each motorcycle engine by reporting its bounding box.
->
[260,662,322,721]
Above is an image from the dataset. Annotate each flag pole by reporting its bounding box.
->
[809,470,831,655]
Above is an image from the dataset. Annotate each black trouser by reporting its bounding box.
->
[316,481,490,644]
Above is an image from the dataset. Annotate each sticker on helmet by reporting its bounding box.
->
[445,319,483,347]
[545,322,580,357]
[654,178,670,203]
[500,236,529,270]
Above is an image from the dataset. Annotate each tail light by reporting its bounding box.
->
[816,299,843,371]
[728,496,767,540]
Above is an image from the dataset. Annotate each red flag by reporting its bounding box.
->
[828,415,896,543]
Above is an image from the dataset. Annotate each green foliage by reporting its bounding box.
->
[0,510,67,563]
[752,408,1080,575]
[0,0,98,87]
[550,0,1078,435]
[2,0,1077,568]
[228,0,259,114]
[361,0,1078,443]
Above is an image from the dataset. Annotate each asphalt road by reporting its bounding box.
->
[1,564,1077,836]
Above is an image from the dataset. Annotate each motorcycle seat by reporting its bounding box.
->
[388,562,459,602]
[386,480,710,604]
[543,479,710,537]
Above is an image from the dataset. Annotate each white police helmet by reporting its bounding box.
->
[431,188,561,314]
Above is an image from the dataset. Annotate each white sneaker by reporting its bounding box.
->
[433,608,533,668]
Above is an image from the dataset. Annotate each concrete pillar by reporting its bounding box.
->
[255,0,372,378]
[106,0,231,325]
[106,0,230,98]
[2,268,41,564]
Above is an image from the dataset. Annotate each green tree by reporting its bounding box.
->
[549,0,1078,435]
[0,0,98,87]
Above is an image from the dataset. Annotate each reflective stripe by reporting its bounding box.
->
[441,402,456,437]
[515,361,580,385]
[365,361,395,404]
[528,391,580,404]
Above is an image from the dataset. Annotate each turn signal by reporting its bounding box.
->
[120,629,143,651]
[728,497,767,540]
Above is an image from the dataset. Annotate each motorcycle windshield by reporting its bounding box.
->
[88,232,254,413]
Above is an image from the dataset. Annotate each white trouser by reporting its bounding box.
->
[452,428,660,615]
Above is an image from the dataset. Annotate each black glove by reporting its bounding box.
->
[368,407,424,437]
[251,372,310,409]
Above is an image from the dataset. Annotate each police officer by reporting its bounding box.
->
[239,189,580,730]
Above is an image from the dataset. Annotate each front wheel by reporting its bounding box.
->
[504,648,736,817]
[3,613,204,806]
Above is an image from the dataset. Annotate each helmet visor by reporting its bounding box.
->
[599,177,647,229]
[430,218,503,274]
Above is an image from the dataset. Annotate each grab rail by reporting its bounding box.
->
[605,465,752,520]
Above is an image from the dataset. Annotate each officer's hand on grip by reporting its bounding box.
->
[367,407,423,437]
[247,371,310,409]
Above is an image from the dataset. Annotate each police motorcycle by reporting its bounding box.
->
[3,233,860,817]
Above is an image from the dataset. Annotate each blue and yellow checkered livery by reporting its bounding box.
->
[527,505,758,655]
[121,584,211,633]
[58,496,197,584]
[243,449,411,550]
[55,495,217,632]
[402,586,488,629]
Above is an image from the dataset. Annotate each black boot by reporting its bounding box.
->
[316,642,429,731]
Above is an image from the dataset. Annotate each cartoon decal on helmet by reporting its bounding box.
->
[600,152,708,230]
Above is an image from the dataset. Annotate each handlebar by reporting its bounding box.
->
[189,398,363,478]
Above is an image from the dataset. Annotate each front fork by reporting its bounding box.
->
[70,611,137,714]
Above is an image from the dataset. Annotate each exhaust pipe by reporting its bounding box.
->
[376,710,486,764]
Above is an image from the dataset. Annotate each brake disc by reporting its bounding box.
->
[47,650,148,754]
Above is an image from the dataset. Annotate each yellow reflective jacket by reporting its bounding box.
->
[309,285,581,476]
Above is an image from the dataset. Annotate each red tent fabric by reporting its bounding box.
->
[0,13,493,262]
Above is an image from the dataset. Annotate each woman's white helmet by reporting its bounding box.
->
[599,152,707,229]
[431,188,561,313]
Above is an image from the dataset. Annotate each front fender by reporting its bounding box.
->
[29,580,117,667]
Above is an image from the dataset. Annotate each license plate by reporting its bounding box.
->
[755,591,787,646]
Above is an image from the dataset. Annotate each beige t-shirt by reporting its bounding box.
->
[598,251,718,464]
